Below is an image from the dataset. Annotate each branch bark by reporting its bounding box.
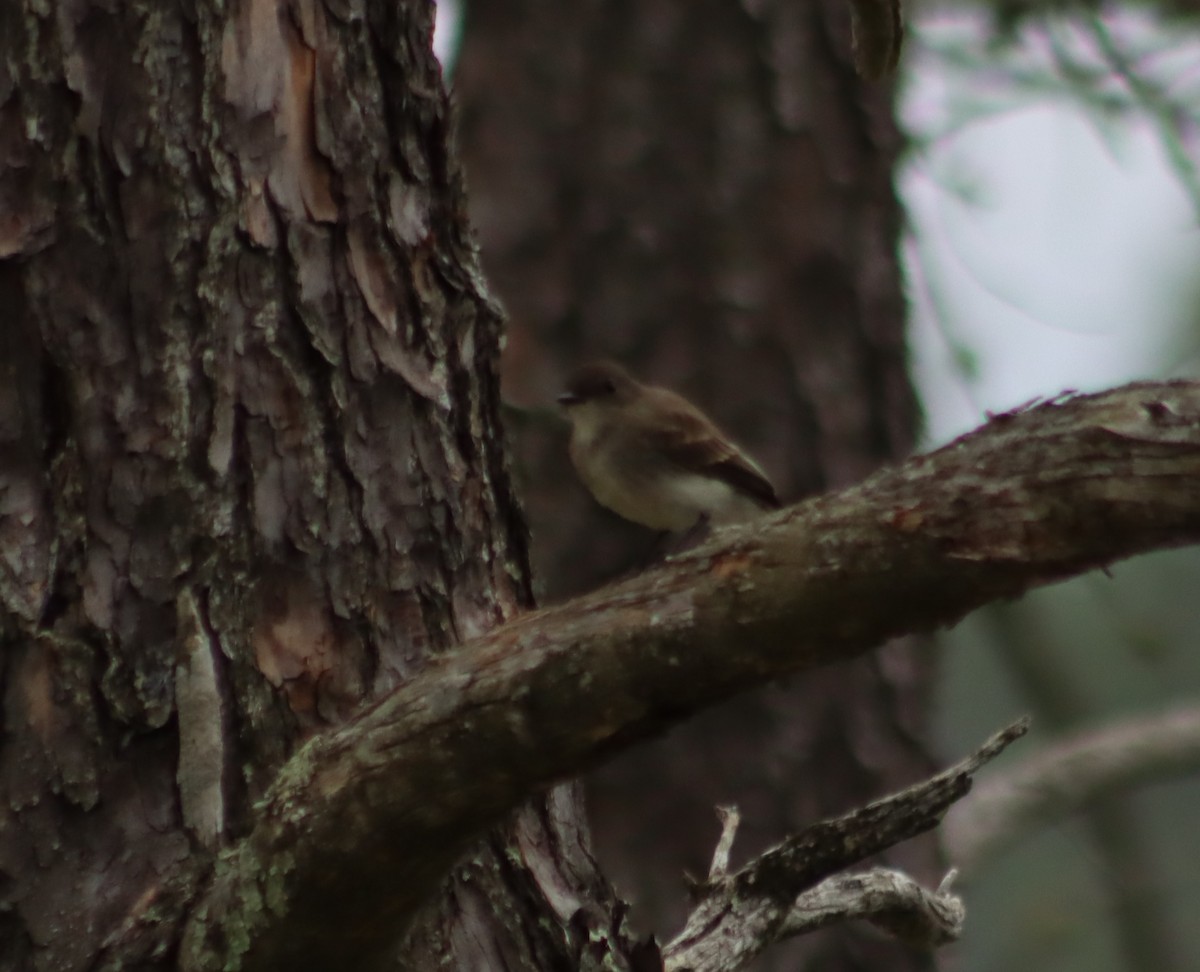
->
[181,380,1200,972]
[779,869,964,948]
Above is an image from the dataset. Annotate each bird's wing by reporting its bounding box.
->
[639,389,780,509]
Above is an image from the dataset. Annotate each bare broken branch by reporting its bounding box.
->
[946,704,1200,873]
[663,721,1024,971]
[781,868,963,946]
[181,380,1200,972]
[673,868,966,972]
[708,806,741,882]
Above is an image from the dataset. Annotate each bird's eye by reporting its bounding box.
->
[602,380,616,394]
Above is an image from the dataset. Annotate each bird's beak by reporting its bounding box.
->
[557,392,579,406]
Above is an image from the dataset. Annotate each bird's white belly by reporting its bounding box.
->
[578,449,753,531]
[568,403,766,531]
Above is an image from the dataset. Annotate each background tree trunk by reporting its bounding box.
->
[456,1,938,967]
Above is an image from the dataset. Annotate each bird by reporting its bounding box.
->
[557,360,780,534]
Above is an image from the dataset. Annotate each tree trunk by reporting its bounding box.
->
[7,1,1200,970]
[455,1,935,967]
[0,1,622,968]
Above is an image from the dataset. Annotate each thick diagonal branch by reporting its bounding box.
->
[181,381,1200,972]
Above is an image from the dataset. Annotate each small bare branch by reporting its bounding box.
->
[708,806,741,882]
[780,868,964,946]
[663,721,1025,972]
[946,705,1200,873]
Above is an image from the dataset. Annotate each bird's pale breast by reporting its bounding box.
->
[568,404,760,531]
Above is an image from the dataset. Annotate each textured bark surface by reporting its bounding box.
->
[454,2,934,966]
[0,1,605,969]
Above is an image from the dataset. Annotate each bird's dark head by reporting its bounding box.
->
[557,361,639,407]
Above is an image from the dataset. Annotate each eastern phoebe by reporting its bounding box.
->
[558,361,780,532]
